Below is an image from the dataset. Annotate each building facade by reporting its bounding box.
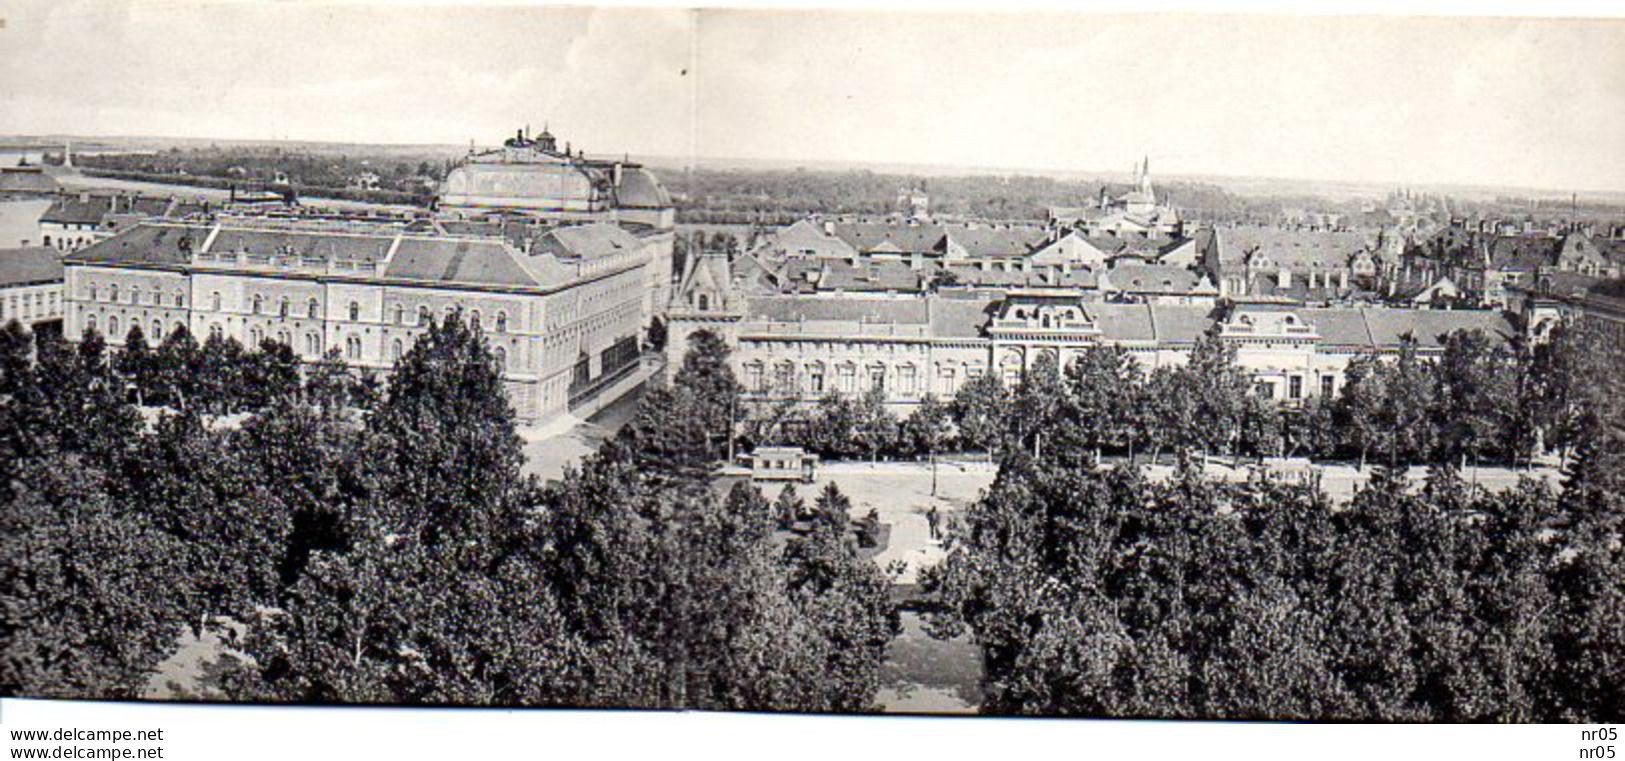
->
[668,253,1515,413]
[63,216,657,424]
[0,246,65,329]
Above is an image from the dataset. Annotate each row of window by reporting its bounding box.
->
[743,361,984,397]
[83,314,179,343]
[2,291,60,322]
[86,284,186,308]
[83,312,516,372]
[89,286,521,333]
[234,295,515,333]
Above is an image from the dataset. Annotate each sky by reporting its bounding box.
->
[1,2,1623,193]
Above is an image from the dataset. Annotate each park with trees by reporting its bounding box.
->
[739,326,1614,477]
[0,318,898,710]
[916,323,1624,721]
[2,311,1620,721]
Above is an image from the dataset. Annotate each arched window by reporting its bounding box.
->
[175,291,185,308]
[250,327,263,347]
[494,346,508,370]
[417,306,430,326]
[348,302,360,322]
[390,338,403,362]
[151,320,162,341]
[697,293,710,311]
[276,329,290,346]
[252,294,263,314]
[308,298,320,319]
[109,284,119,303]
[85,313,97,333]
[305,333,321,356]
[393,304,404,325]
[470,310,482,332]
[209,324,223,341]
[495,312,508,333]
[108,315,120,338]
[279,297,290,318]
[88,284,98,301]
[130,286,140,304]
[211,292,221,311]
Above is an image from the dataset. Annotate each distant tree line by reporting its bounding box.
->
[742,326,1610,472]
[0,320,896,710]
[921,330,1625,721]
[73,145,457,205]
[663,167,1280,225]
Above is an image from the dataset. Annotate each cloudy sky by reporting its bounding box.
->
[1,2,1622,192]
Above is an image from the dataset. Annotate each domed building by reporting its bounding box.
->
[438,126,677,324]
[438,126,675,231]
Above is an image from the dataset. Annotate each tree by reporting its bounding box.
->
[951,373,1006,457]
[151,325,203,411]
[1061,345,1142,464]
[1139,364,1198,463]
[852,387,897,463]
[901,394,953,494]
[239,339,302,410]
[1,454,188,699]
[1182,334,1253,457]
[1009,352,1065,460]
[197,333,247,414]
[1433,330,1516,470]
[114,324,154,405]
[231,312,583,705]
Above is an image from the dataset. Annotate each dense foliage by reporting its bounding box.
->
[922,326,1625,721]
[0,320,897,710]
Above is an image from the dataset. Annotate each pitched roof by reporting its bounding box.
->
[1146,304,1215,344]
[209,228,395,262]
[384,237,538,287]
[828,222,1046,258]
[1360,309,1514,348]
[0,246,63,287]
[939,226,1048,257]
[70,223,209,266]
[1486,235,1559,271]
[929,298,997,338]
[831,222,945,254]
[0,167,60,194]
[530,223,643,260]
[1217,227,1367,268]
[742,295,930,325]
[1103,263,1211,294]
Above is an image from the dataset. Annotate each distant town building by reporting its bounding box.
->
[0,164,62,199]
[1047,157,1183,238]
[37,192,195,253]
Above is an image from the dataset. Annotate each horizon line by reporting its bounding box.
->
[4,131,1624,202]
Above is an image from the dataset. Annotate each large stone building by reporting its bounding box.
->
[63,215,658,425]
[667,252,1514,412]
[437,127,676,323]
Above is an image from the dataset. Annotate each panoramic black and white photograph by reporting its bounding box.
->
[0,2,1622,752]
